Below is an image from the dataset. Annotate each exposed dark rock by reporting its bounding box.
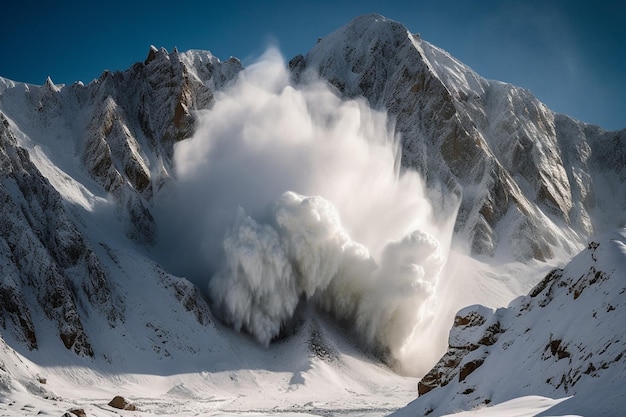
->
[418,305,502,396]
[108,395,137,411]
[459,358,484,382]
[69,408,87,417]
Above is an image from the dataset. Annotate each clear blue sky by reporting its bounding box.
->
[1,0,624,130]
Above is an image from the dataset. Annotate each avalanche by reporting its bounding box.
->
[156,48,452,368]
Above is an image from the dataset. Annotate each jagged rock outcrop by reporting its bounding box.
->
[0,114,122,356]
[399,229,626,416]
[0,46,242,244]
[417,304,503,396]
[79,47,241,241]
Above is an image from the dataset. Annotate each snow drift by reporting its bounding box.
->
[156,48,454,366]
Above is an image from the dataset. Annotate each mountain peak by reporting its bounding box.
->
[145,45,159,64]
[44,75,60,92]
[349,13,394,25]
[304,13,418,98]
[323,13,409,44]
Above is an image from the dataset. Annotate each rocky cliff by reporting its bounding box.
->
[0,114,121,356]
[0,47,240,360]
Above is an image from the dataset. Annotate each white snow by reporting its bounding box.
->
[154,48,456,371]
[392,228,626,416]
[438,396,574,417]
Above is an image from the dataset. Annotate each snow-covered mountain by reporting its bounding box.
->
[292,14,625,262]
[0,13,624,416]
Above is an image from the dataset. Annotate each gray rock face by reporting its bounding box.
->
[78,47,242,241]
[0,47,241,357]
[0,115,122,356]
[0,46,242,244]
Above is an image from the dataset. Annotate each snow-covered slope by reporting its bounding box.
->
[394,229,626,416]
[0,12,624,417]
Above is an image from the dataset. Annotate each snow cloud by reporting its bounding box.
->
[156,48,453,369]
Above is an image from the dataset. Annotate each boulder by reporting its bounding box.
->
[69,409,87,417]
[108,396,137,411]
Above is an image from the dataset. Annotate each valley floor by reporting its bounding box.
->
[0,376,574,417]
[0,355,417,417]
[0,246,568,417]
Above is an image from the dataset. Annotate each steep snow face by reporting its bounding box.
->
[553,114,626,234]
[298,14,460,196]
[297,14,625,263]
[397,229,626,416]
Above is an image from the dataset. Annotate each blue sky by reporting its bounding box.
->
[1,0,624,130]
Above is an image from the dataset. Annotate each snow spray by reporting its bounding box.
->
[157,48,455,373]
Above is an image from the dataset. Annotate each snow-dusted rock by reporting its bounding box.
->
[416,304,501,396]
[0,46,242,244]
[108,395,137,411]
[0,114,122,356]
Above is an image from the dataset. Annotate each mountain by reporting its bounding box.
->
[0,13,624,416]
[0,46,242,357]
[292,14,625,261]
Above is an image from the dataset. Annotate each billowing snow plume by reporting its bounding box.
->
[157,48,453,367]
